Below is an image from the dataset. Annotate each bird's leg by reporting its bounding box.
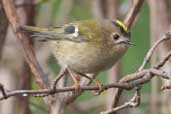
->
[49,68,68,95]
[93,80,105,96]
[78,73,105,95]
[67,68,81,93]
[52,68,68,90]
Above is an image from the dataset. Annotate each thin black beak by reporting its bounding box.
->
[124,40,135,46]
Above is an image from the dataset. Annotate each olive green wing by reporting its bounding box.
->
[76,20,102,41]
[21,24,89,42]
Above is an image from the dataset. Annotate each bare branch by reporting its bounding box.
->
[138,33,171,71]
[2,0,49,88]
[154,49,171,69]
[0,58,171,101]
[124,0,144,29]
[101,89,141,114]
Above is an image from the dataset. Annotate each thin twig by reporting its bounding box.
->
[0,83,130,100]
[138,32,171,71]
[100,88,141,114]
[154,50,171,69]
[52,68,67,91]
[124,0,144,29]
[150,69,171,80]
[0,65,171,101]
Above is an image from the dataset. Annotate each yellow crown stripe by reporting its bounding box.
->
[115,20,128,32]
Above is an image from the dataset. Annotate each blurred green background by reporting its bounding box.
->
[31,0,150,114]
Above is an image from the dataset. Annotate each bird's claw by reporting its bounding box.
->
[92,80,105,96]
[72,81,82,94]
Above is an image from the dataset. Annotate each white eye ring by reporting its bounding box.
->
[112,33,120,40]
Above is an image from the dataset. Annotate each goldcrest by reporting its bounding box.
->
[22,20,133,76]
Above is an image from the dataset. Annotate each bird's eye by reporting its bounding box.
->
[112,33,120,40]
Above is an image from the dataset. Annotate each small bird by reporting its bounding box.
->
[22,20,133,92]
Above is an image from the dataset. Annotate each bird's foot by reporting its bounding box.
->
[77,72,105,95]
[92,80,105,96]
[72,80,82,94]
[67,67,82,93]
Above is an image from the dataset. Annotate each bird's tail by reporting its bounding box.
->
[22,25,89,42]
[22,26,50,33]
[21,26,61,41]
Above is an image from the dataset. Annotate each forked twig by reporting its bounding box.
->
[101,88,141,114]
[139,32,171,71]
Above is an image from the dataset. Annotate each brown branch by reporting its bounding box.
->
[101,89,141,114]
[0,82,130,100]
[16,62,31,114]
[15,0,35,113]
[139,32,171,71]
[2,0,49,88]
[0,65,171,101]
[154,48,171,69]
[124,0,144,29]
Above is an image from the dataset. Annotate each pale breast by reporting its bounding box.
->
[49,40,127,73]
